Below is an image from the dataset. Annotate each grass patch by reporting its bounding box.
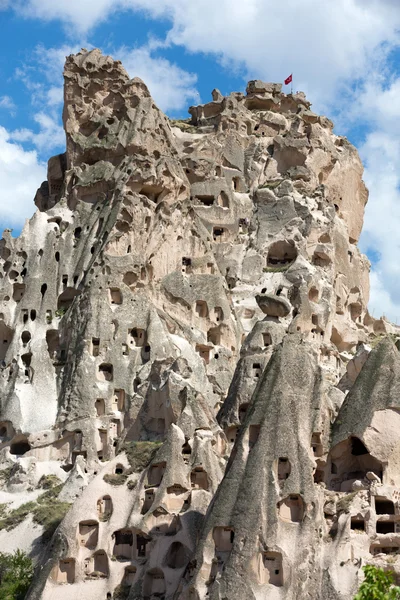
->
[169,119,198,134]
[122,441,162,472]
[113,584,131,600]
[336,492,357,514]
[0,502,36,531]
[103,442,161,488]
[0,467,14,483]
[263,264,292,273]
[33,501,70,543]
[103,473,128,486]
[38,475,62,489]
[259,180,282,189]
[0,483,70,542]
[369,333,399,349]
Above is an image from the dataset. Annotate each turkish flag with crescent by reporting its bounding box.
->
[284,74,292,85]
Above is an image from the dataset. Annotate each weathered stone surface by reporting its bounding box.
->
[0,47,397,600]
[255,293,291,317]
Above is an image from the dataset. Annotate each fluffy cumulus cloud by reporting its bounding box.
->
[0,96,16,113]
[0,126,46,228]
[356,79,400,320]
[12,1,400,102]
[11,112,65,153]
[5,0,400,319]
[118,45,199,113]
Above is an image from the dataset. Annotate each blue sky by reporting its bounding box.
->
[1,0,400,320]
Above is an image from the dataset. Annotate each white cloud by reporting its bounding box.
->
[117,45,199,112]
[7,0,400,322]
[357,81,400,321]
[0,96,16,113]
[11,112,65,153]
[0,126,46,228]
[11,1,400,105]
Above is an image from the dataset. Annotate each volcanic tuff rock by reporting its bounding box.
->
[0,47,399,600]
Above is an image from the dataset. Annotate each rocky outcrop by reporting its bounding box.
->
[0,47,398,600]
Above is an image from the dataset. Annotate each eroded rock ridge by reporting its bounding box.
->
[0,48,398,600]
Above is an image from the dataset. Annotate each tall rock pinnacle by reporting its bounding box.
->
[0,48,398,600]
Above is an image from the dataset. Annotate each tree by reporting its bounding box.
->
[355,565,400,600]
[0,549,34,600]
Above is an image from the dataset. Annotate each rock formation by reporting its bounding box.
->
[0,48,399,599]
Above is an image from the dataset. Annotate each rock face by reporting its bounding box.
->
[0,48,399,600]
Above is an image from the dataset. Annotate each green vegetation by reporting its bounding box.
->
[169,119,198,133]
[354,565,400,599]
[103,473,128,486]
[369,333,399,349]
[122,441,162,471]
[259,180,282,189]
[103,442,161,488]
[113,584,130,599]
[38,474,62,489]
[0,502,36,531]
[0,482,70,543]
[336,492,357,514]
[0,549,34,600]
[55,307,67,318]
[263,264,292,273]
[0,467,14,483]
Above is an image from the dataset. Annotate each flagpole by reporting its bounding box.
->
[291,72,293,95]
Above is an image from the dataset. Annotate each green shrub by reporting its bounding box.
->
[0,549,33,600]
[0,467,13,483]
[38,475,62,489]
[263,264,292,273]
[122,441,162,471]
[103,473,128,486]
[354,564,400,599]
[336,492,357,514]
[0,484,70,542]
[113,584,131,599]
[103,442,161,488]
[33,501,71,543]
[0,502,36,531]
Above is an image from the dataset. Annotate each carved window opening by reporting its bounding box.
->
[375,497,395,515]
[217,192,229,208]
[78,521,99,548]
[191,467,209,490]
[311,433,323,457]
[182,256,193,273]
[213,527,234,552]
[109,288,122,305]
[239,403,249,423]
[98,363,113,381]
[12,283,25,303]
[249,425,260,448]
[196,344,211,364]
[267,240,297,267]
[195,300,208,318]
[148,462,166,487]
[213,227,226,242]
[376,521,395,534]
[91,337,100,357]
[95,399,105,416]
[196,195,214,206]
[277,457,291,481]
[129,328,146,347]
[225,426,238,444]
[278,495,304,523]
[262,552,283,586]
[263,333,272,347]
[253,363,262,378]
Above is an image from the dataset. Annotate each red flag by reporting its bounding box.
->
[284,74,292,85]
